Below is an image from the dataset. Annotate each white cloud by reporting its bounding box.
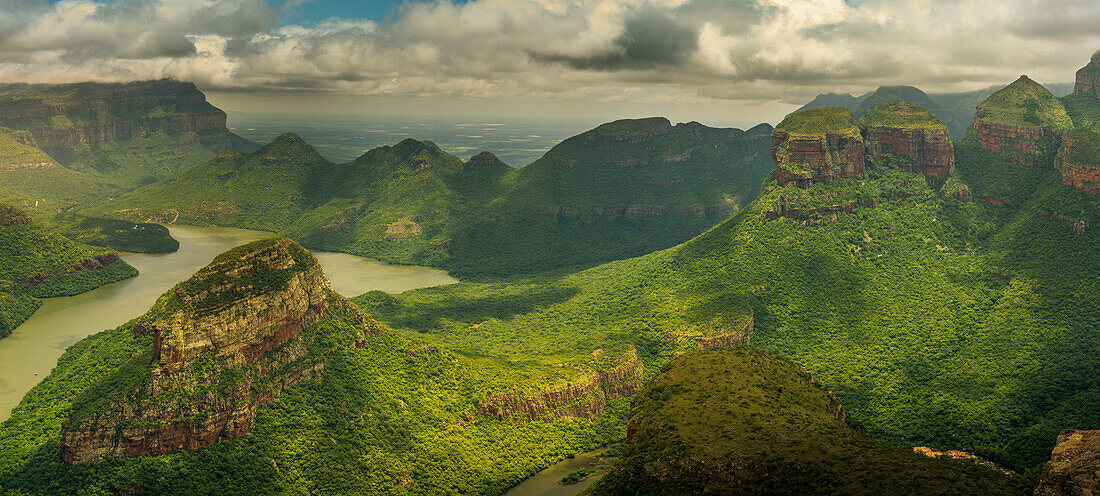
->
[0,0,1096,108]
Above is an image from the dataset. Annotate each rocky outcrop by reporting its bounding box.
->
[476,348,644,421]
[974,76,1073,169]
[772,107,864,187]
[1035,429,1100,496]
[591,117,672,143]
[1075,52,1100,99]
[912,447,1011,474]
[59,238,377,465]
[859,102,955,178]
[694,311,755,349]
[20,253,122,289]
[468,151,498,165]
[0,79,227,149]
[1055,129,1100,196]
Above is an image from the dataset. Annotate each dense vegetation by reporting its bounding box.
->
[795,84,1000,138]
[858,101,946,129]
[976,76,1073,129]
[0,204,137,337]
[356,160,1099,474]
[586,348,1023,495]
[1062,94,1100,133]
[775,107,859,136]
[0,258,629,495]
[92,118,775,278]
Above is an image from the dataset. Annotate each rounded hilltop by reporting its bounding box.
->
[858,101,947,130]
[976,75,1073,129]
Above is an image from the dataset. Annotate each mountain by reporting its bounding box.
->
[770,107,864,187]
[858,101,955,179]
[0,79,257,216]
[0,204,137,337]
[93,118,775,278]
[0,238,638,494]
[357,98,1100,478]
[973,75,1073,170]
[586,348,1018,495]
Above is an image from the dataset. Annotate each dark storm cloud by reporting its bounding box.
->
[529,9,699,70]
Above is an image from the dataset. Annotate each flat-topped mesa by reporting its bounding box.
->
[0,79,227,149]
[859,101,955,179]
[590,117,672,143]
[60,238,376,465]
[974,75,1073,168]
[1074,51,1100,99]
[1035,430,1100,495]
[771,107,864,187]
[1055,128,1100,196]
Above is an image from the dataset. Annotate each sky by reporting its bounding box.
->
[1,0,1099,127]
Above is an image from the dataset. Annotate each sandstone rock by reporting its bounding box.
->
[912,446,1011,474]
[1055,128,1100,196]
[859,101,955,179]
[974,76,1073,169]
[1035,429,1100,496]
[1075,51,1100,99]
[771,107,864,187]
[476,347,644,421]
[59,238,378,464]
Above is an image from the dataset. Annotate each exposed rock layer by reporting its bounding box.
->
[59,238,375,464]
[771,130,864,187]
[1035,429,1100,496]
[975,117,1061,169]
[1055,131,1100,196]
[1075,54,1100,99]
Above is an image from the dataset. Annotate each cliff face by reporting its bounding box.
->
[771,107,864,187]
[1035,429,1100,496]
[59,238,376,465]
[476,348,644,421]
[859,102,955,179]
[974,76,1073,169]
[1074,52,1100,99]
[1055,128,1100,196]
[0,79,227,149]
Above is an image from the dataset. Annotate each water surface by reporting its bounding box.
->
[503,448,608,496]
[0,225,454,420]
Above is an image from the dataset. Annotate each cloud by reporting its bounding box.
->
[0,0,1097,110]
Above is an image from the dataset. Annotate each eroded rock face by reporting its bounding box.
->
[771,108,865,187]
[1035,429,1100,496]
[0,79,227,149]
[973,76,1072,169]
[60,238,376,465]
[976,119,1061,169]
[1075,52,1100,99]
[1055,129,1100,196]
[476,348,644,421]
[859,102,955,178]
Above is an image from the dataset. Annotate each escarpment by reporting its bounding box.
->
[859,101,955,179]
[476,347,644,421]
[974,76,1073,168]
[1055,128,1100,196]
[59,238,377,465]
[1075,52,1100,99]
[771,107,865,187]
[1035,430,1100,496]
[0,79,227,149]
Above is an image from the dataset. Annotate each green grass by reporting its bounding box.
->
[858,101,947,130]
[776,107,860,136]
[1062,94,1100,133]
[977,76,1073,130]
[1063,128,1100,167]
[586,347,1023,495]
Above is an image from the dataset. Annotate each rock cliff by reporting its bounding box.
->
[0,79,227,149]
[1074,52,1100,99]
[475,347,644,421]
[771,107,864,187]
[1035,429,1100,496]
[59,238,377,464]
[974,76,1073,168]
[859,101,955,179]
[1055,128,1100,196]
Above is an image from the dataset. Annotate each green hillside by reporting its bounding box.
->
[586,348,1020,495]
[858,100,947,129]
[977,76,1073,129]
[358,161,1100,473]
[0,204,137,337]
[94,118,775,278]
